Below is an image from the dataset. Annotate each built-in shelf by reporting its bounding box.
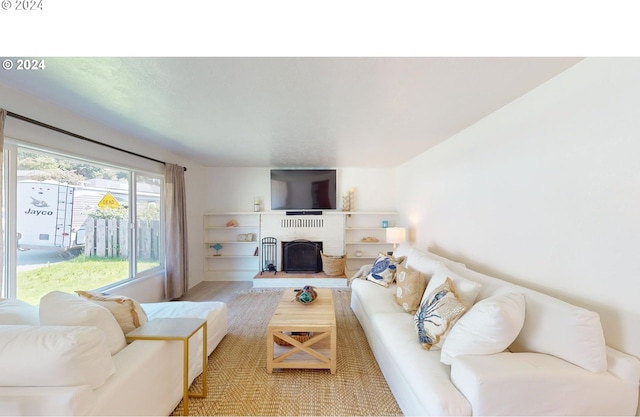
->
[344,212,397,270]
[204,212,260,279]
[203,210,397,280]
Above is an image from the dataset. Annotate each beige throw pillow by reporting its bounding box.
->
[76,291,148,335]
[414,277,466,350]
[394,266,426,314]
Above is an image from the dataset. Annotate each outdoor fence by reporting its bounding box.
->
[84,218,160,260]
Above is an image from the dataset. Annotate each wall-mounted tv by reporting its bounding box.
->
[271,169,337,210]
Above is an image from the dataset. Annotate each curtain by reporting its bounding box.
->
[0,109,5,292]
[164,163,188,300]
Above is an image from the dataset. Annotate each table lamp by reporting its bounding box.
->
[385,227,406,254]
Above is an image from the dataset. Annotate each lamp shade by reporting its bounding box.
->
[385,227,406,245]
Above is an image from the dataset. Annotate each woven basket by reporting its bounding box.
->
[321,252,346,276]
[275,332,313,347]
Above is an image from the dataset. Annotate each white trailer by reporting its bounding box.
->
[17,181,75,249]
[17,180,130,251]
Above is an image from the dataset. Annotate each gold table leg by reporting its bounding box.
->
[183,338,189,415]
[182,323,208,415]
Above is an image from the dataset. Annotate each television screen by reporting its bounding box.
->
[271,169,337,210]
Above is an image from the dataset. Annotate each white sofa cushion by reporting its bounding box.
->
[76,291,148,334]
[40,291,127,355]
[416,248,467,271]
[0,299,39,325]
[511,290,607,373]
[0,386,96,416]
[425,263,482,309]
[451,352,639,416]
[440,292,526,365]
[0,325,115,389]
[405,247,442,277]
[391,241,413,261]
[606,346,640,384]
[369,313,473,416]
[441,263,608,373]
[349,279,405,317]
[142,300,228,381]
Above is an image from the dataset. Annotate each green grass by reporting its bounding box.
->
[17,255,158,305]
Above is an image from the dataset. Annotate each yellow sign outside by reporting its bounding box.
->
[98,192,121,209]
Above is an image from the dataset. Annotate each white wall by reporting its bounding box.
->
[396,58,640,360]
[202,167,396,280]
[204,167,396,212]
[1,83,207,299]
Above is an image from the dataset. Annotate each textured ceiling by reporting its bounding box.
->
[0,57,582,168]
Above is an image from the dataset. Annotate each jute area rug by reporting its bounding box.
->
[172,288,403,416]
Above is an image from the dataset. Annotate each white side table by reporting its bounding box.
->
[126,318,207,416]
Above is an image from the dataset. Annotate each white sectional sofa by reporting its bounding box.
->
[0,292,227,416]
[350,244,640,416]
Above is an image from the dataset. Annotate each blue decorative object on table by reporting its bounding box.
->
[294,285,318,304]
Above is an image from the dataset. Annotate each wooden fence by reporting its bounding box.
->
[84,218,160,260]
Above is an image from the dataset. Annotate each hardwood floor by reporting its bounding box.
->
[178,281,253,304]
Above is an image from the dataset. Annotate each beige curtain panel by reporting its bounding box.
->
[164,163,189,299]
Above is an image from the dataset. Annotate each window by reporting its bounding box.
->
[135,174,162,274]
[3,145,163,304]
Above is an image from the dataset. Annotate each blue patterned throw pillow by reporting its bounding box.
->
[414,277,466,350]
[366,253,403,287]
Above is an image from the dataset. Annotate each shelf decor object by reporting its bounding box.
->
[212,243,223,256]
[349,187,355,212]
[342,192,350,211]
[385,227,407,251]
[342,187,355,212]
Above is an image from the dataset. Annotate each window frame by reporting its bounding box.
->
[2,138,165,299]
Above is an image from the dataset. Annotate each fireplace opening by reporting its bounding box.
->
[282,240,323,273]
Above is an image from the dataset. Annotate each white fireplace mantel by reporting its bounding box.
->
[260,213,346,270]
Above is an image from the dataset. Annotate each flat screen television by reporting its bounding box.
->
[270,169,337,210]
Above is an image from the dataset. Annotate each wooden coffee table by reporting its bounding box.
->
[267,288,337,374]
